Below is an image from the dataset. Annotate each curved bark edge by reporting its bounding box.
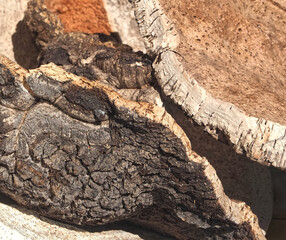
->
[130,0,286,169]
[0,54,265,239]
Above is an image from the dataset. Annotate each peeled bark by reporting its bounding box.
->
[37,28,272,235]
[0,55,266,239]
[24,0,63,50]
[39,32,153,89]
[0,0,279,239]
[130,0,286,169]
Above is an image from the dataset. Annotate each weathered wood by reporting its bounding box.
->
[22,3,274,232]
[0,193,173,240]
[39,32,153,89]
[0,55,265,239]
[130,0,286,169]
[24,0,62,50]
[0,0,277,239]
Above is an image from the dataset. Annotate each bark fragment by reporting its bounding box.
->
[39,33,153,89]
[0,0,277,239]
[22,0,152,89]
[0,55,265,239]
[24,0,63,50]
[27,11,271,234]
[130,0,286,169]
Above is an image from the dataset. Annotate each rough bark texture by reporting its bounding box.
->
[23,0,145,56]
[0,0,280,239]
[39,32,153,89]
[130,0,286,169]
[24,0,63,51]
[7,0,145,71]
[37,26,272,234]
[23,0,151,89]
[0,55,266,239]
[23,2,273,232]
[0,194,172,240]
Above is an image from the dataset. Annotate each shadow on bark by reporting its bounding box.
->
[0,192,174,240]
[159,92,273,232]
[12,19,39,69]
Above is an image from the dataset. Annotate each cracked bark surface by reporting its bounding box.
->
[24,0,63,51]
[0,55,266,239]
[26,0,273,230]
[0,0,277,239]
[130,0,286,169]
[39,32,153,89]
[0,193,173,240]
[35,27,272,235]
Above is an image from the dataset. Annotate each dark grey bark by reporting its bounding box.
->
[0,57,264,239]
[0,0,273,239]
[24,0,63,51]
[40,33,153,89]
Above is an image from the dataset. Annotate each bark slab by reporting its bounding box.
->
[37,30,272,235]
[0,0,278,239]
[130,0,286,169]
[0,55,266,239]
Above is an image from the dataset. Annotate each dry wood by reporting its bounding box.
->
[0,55,266,239]
[40,32,153,89]
[0,0,279,239]
[130,0,286,169]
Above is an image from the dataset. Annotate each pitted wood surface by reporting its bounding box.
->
[158,0,286,126]
[130,0,286,169]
